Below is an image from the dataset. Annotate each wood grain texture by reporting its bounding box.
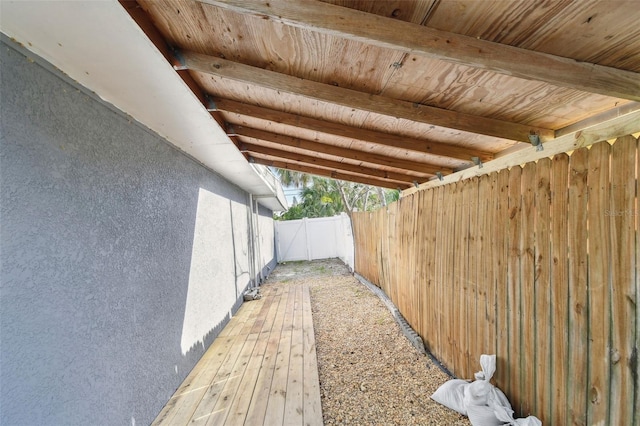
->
[215,295,280,425]
[232,125,451,175]
[466,176,479,377]
[459,178,471,377]
[404,109,640,196]
[132,0,640,193]
[249,156,412,189]
[451,182,464,376]
[182,50,553,142]
[506,166,523,415]
[351,137,639,424]
[567,147,589,425]
[534,157,551,423]
[381,52,630,131]
[243,144,423,182]
[283,286,304,425]
[550,153,570,426]
[433,186,445,363]
[609,135,637,425]
[150,284,323,426]
[301,285,322,426]
[586,141,611,426]
[423,189,436,353]
[486,173,498,371]
[212,98,491,162]
[209,98,484,167]
[494,169,509,393]
[442,183,456,372]
[520,162,537,416]
[262,285,296,425]
[200,0,640,101]
[425,0,640,72]
[243,288,289,425]
[635,135,640,426]
[322,0,438,24]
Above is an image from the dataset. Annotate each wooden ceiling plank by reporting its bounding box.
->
[403,108,640,196]
[240,142,427,183]
[198,0,640,102]
[250,156,413,189]
[180,49,553,142]
[231,125,451,175]
[212,98,493,162]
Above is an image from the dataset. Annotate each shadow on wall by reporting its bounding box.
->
[0,40,261,426]
[181,188,252,356]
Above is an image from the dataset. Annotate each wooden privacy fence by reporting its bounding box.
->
[352,135,639,425]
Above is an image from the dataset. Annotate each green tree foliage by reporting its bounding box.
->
[273,169,310,188]
[274,172,400,221]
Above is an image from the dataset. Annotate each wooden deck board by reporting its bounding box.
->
[151,284,323,426]
[153,300,263,425]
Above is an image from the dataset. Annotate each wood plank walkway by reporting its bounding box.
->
[152,284,323,426]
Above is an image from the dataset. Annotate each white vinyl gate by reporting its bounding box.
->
[274,213,354,270]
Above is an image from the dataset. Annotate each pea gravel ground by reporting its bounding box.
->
[265,259,470,425]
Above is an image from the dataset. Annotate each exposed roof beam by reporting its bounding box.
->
[403,108,640,195]
[555,102,640,138]
[179,50,553,142]
[231,125,451,175]
[239,142,429,183]
[249,156,412,189]
[200,0,640,102]
[210,98,491,162]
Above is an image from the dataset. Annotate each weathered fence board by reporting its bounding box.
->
[495,170,509,393]
[487,173,498,373]
[521,162,537,416]
[507,166,523,414]
[636,136,640,426]
[587,141,611,425]
[458,179,470,376]
[609,135,636,426]
[550,153,569,425]
[534,157,551,419]
[468,178,479,378]
[566,146,590,425]
[352,135,639,424]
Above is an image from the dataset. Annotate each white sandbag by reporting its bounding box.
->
[490,386,512,410]
[464,377,492,407]
[514,417,542,426]
[467,404,504,426]
[463,354,512,426]
[430,379,469,415]
[474,354,497,381]
[432,354,544,425]
[495,405,516,423]
[494,400,543,425]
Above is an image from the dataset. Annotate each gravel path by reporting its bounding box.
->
[265,259,470,425]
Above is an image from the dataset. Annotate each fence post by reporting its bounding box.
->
[304,217,311,261]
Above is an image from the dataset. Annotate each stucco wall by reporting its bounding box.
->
[0,40,275,425]
[258,204,277,278]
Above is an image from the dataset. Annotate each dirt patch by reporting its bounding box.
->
[267,258,352,282]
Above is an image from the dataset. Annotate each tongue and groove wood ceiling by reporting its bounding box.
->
[123,0,640,189]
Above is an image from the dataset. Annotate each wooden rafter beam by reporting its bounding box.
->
[231,125,451,175]
[210,98,491,162]
[403,108,640,195]
[179,50,553,142]
[239,142,429,183]
[249,156,412,189]
[200,0,640,102]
